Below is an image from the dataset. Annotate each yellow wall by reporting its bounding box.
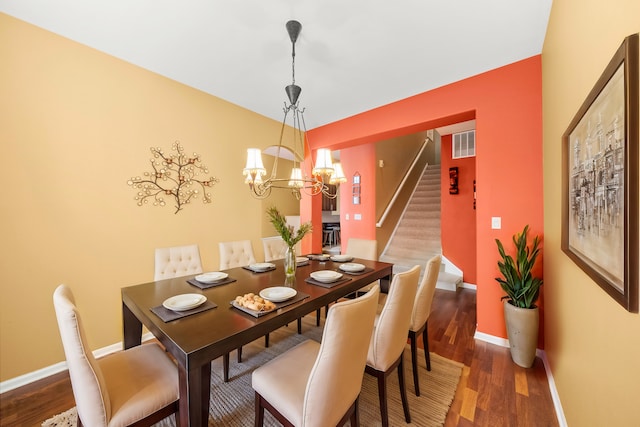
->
[0,13,295,380]
[542,1,640,425]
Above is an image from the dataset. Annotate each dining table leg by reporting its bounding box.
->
[122,302,142,349]
[178,361,212,426]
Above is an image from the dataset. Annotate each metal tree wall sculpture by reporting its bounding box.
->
[127,141,219,214]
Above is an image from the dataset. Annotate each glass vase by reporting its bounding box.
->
[284,245,297,278]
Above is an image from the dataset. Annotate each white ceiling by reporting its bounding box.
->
[0,1,552,131]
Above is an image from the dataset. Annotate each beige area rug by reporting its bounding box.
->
[43,316,463,427]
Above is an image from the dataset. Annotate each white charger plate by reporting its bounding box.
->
[310,270,343,283]
[339,262,366,273]
[195,272,228,283]
[162,294,206,311]
[249,262,275,272]
[331,254,354,262]
[259,286,297,302]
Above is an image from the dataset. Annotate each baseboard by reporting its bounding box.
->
[461,282,476,290]
[537,349,568,427]
[0,332,155,394]
[473,330,510,347]
[473,331,567,427]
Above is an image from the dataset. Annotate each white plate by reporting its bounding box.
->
[259,286,297,302]
[331,254,354,262]
[249,263,275,272]
[310,270,343,283]
[195,272,228,283]
[162,294,207,311]
[296,256,309,265]
[339,262,366,273]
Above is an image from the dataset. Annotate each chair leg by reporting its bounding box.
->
[423,321,431,371]
[351,397,360,427]
[237,346,243,363]
[375,371,389,427]
[397,355,411,423]
[297,317,302,334]
[316,308,321,326]
[223,353,230,383]
[409,331,420,396]
[254,391,265,427]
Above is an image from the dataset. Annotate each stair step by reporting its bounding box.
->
[382,163,455,288]
[436,271,462,291]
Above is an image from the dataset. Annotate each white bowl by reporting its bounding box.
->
[162,294,206,311]
[259,286,297,302]
[195,272,228,283]
[310,270,343,283]
[331,254,354,262]
[339,262,366,273]
[296,256,309,265]
[250,263,275,271]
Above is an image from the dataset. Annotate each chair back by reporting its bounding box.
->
[345,238,378,260]
[368,265,420,371]
[261,236,288,262]
[154,244,203,280]
[410,255,442,331]
[303,285,380,426]
[219,240,257,269]
[53,285,110,427]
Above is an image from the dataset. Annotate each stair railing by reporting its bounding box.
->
[376,138,431,228]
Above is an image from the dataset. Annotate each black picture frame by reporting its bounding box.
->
[561,33,639,312]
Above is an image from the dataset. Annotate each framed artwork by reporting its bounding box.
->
[352,172,361,205]
[449,167,459,194]
[561,33,638,312]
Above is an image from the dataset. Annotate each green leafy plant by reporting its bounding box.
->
[495,225,543,309]
[266,206,313,247]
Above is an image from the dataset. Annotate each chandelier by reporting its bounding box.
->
[243,20,346,200]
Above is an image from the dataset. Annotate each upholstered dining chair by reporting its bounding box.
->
[218,239,257,270]
[409,254,442,396]
[365,265,420,427]
[252,285,381,427]
[261,236,288,262]
[154,244,203,281]
[218,239,259,382]
[53,285,179,427]
[345,237,380,300]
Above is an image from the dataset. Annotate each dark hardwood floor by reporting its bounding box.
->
[0,288,558,427]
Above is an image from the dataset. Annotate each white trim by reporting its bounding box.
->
[473,332,567,427]
[473,330,510,348]
[461,282,477,290]
[537,349,568,427]
[0,332,155,394]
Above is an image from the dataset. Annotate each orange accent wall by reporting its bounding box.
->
[337,144,377,251]
[304,56,544,341]
[441,134,477,285]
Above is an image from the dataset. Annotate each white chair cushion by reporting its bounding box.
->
[367,265,420,371]
[252,340,318,426]
[410,255,441,332]
[100,344,179,427]
[54,285,111,427]
[219,240,257,269]
[154,244,203,280]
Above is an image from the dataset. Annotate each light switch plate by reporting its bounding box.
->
[491,217,501,229]
[354,213,362,220]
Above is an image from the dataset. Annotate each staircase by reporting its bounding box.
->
[380,164,462,291]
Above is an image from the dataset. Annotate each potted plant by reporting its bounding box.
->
[266,206,313,277]
[495,225,543,368]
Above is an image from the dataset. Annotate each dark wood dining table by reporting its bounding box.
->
[121,257,393,427]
